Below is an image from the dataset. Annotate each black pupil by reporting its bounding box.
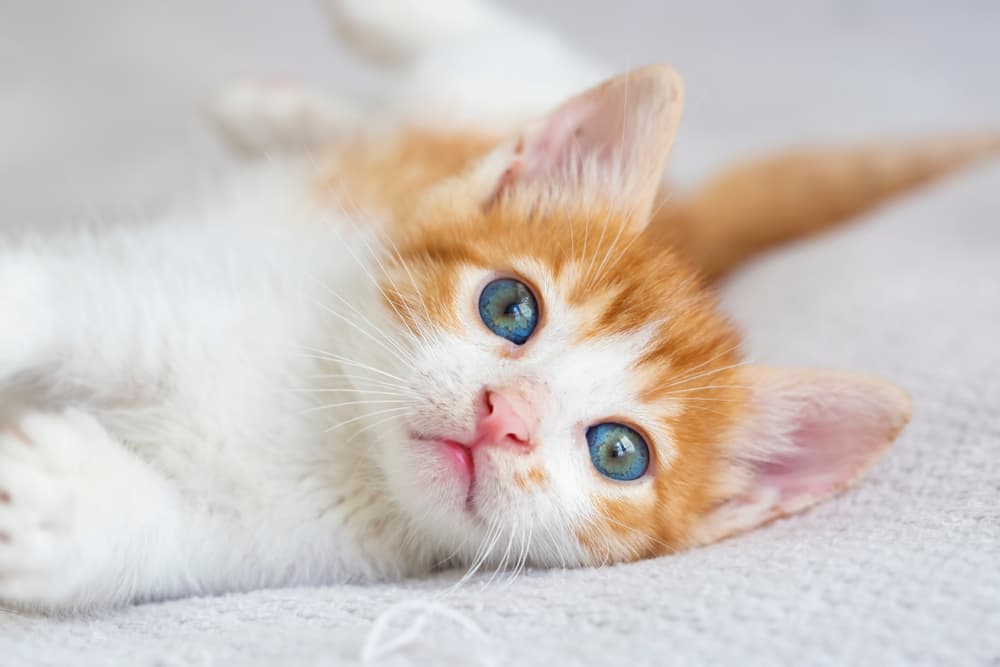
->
[505,301,520,317]
[611,438,632,459]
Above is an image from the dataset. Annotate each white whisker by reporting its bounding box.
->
[485,523,517,588]
[659,348,746,390]
[309,284,415,364]
[295,387,413,398]
[340,411,407,448]
[298,347,409,384]
[298,398,409,418]
[446,519,504,593]
[324,406,411,434]
[305,372,411,393]
[660,383,752,395]
[660,362,747,389]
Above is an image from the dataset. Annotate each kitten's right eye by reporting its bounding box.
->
[478,278,539,345]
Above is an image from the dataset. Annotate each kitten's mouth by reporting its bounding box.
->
[410,433,478,509]
[439,440,475,481]
[441,440,477,506]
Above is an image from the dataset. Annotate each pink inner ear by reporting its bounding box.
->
[759,419,880,502]
[693,369,910,545]
[486,65,682,226]
[517,93,620,184]
[743,370,912,515]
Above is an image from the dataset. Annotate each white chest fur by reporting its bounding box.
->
[0,165,424,610]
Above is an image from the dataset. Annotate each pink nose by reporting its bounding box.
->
[474,389,533,448]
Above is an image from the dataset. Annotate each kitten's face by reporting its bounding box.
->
[363,64,908,571]
[377,203,744,567]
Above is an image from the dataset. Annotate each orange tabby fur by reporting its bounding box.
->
[314,112,994,561]
[325,129,1000,280]
[652,133,1000,279]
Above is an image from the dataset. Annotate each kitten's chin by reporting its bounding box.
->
[400,435,530,541]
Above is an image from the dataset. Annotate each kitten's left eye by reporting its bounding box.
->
[587,423,650,481]
[478,278,539,345]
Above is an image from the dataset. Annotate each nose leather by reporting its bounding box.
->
[472,389,533,448]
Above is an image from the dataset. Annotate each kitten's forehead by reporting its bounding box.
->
[391,204,735,399]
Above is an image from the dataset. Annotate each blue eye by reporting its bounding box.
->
[478,278,539,345]
[587,423,650,481]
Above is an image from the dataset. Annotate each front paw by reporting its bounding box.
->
[0,410,105,608]
[211,78,357,156]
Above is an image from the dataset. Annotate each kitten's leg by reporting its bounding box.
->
[0,238,296,610]
[324,0,503,66]
[324,0,609,128]
[0,408,188,612]
[214,1,608,151]
[210,77,362,157]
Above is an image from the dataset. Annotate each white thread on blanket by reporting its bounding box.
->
[360,600,495,665]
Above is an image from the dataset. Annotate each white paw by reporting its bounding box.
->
[210,78,359,156]
[324,0,489,65]
[0,410,109,607]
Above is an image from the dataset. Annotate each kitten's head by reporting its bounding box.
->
[374,66,910,568]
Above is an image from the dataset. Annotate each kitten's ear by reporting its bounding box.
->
[476,65,683,230]
[691,367,911,545]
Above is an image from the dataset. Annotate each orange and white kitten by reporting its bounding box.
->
[1,0,995,613]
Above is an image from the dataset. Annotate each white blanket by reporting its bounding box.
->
[1,1,998,665]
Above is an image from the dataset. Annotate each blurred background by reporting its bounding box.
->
[2,4,999,664]
[1,0,997,229]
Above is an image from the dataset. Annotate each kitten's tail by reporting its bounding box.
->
[653,133,1000,280]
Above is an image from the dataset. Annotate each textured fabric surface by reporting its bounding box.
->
[2,2,999,666]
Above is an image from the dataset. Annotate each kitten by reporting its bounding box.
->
[0,0,995,613]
